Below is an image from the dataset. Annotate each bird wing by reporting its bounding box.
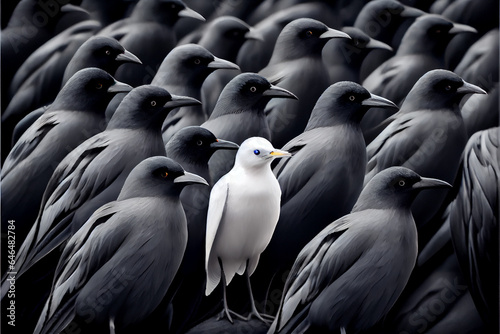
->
[275,216,364,331]
[205,174,229,292]
[2,112,60,177]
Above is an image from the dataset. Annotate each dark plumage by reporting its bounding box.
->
[449,127,499,331]
[165,126,239,333]
[322,26,393,84]
[1,68,132,255]
[33,156,208,334]
[365,69,487,230]
[97,0,205,86]
[361,14,477,135]
[269,167,451,334]
[201,72,297,183]
[254,82,398,303]
[260,18,351,148]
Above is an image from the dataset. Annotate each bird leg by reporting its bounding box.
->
[109,316,116,334]
[217,258,247,324]
[244,260,275,324]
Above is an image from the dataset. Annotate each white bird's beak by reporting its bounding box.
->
[269,149,292,158]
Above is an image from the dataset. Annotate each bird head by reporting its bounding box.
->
[166,126,239,166]
[306,81,397,130]
[52,67,132,113]
[354,167,451,212]
[119,156,208,199]
[271,18,351,62]
[235,137,291,170]
[131,0,205,25]
[108,85,201,130]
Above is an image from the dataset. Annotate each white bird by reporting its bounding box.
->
[205,137,291,323]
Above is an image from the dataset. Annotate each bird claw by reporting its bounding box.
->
[217,308,247,324]
[246,310,275,325]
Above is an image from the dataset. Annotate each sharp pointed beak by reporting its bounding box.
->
[457,81,487,95]
[400,6,425,18]
[449,22,477,34]
[362,94,399,109]
[207,56,240,70]
[244,28,264,41]
[164,95,202,109]
[174,171,209,186]
[262,85,298,100]
[320,28,351,40]
[365,38,393,52]
[412,177,451,190]
[210,139,239,150]
[269,149,292,158]
[60,4,89,14]
[115,49,142,65]
[178,7,206,22]
[107,80,133,93]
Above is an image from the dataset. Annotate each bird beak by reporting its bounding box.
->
[262,85,298,100]
[269,149,292,158]
[412,177,451,190]
[365,38,393,52]
[60,4,89,15]
[457,81,487,95]
[210,139,239,150]
[207,56,240,70]
[400,6,425,18]
[115,49,142,65]
[164,95,202,109]
[245,28,265,41]
[174,171,209,186]
[320,28,351,40]
[178,7,206,22]
[107,80,133,93]
[449,22,477,35]
[361,94,399,109]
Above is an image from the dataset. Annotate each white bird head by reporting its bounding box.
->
[235,137,291,169]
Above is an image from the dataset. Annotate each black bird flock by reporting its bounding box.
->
[0,1,498,334]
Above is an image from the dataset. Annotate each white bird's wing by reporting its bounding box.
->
[205,174,230,295]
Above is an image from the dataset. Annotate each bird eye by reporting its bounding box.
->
[349,95,356,101]
[354,40,359,46]
[105,49,111,56]
[194,58,201,65]
[250,86,257,93]
[161,171,168,178]
[445,85,452,91]
[254,149,260,155]
[435,29,441,34]
[306,30,313,36]
[398,180,406,187]
[151,100,157,107]
[197,140,203,146]
[96,83,103,89]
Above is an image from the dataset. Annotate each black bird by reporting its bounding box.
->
[361,14,477,135]
[201,72,297,183]
[365,69,486,231]
[268,167,451,334]
[156,44,240,143]
[3,35,141,152]
[254,82,398,304]
[97,0,205,86]
[33,156,208,334]
[448,127,499,332]
[165,126,239,333]
[260,18,351,148]
[322,26,393,84]
[1,68,132,255]
[237,2,340,73]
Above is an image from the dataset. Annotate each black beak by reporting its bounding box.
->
[107,80,133,93]
[164,95,202,109]
[262,85,298,100]
[115,49,142,65]
[210,139,239,150]
[362,94,399,109]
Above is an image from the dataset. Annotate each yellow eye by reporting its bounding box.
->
[306,30,313,36]
[151,100,157,107]
[96,83,103,89]
[161,171,168,178]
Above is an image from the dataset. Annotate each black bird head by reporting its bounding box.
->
[398,14,477,56]
[403,69,487,113]
[198,16,263,61]
[119,156,208,199]
[166,126,239,166]
[63,36,142,84]
[306,81,398,130]
[108,85,201,130]
[210,73,298,118]
[51,67,132,113]
[152,44,239,88]
[353,166,451,211]
[270,18,351,62]
[130,0,205,26]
